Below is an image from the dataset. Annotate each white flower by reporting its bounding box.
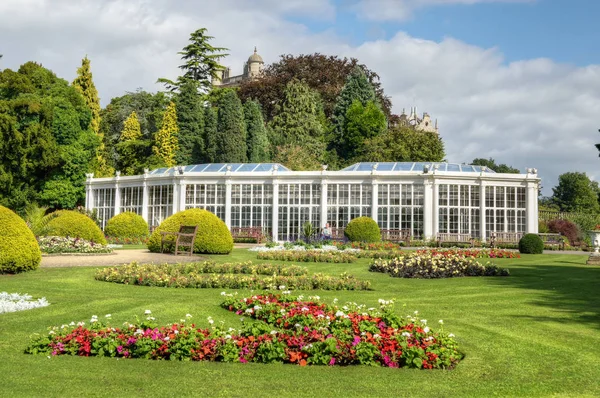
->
[164,336,170,341]
[414,311,419,315]
[240,317,245,322]
[144,310,152,315]
[225,334,232,339]
[69,321,75,326]
[373,334,380,338]
[105,314,112,318]
[147,316,155,321]
[253,305,262,311]
[335,310,345,317]
[280,309,286,314]
[220,291,227,296]
[270,330,277,335]
[448,333,455,338]
[424,327,430,333]
[174,330,179,335]
[186,314,192,319]
[77,321,85,327]
[438,320,444,325]
[401,332,411,337]
[245,308,253,314]
[282,290,291,295]
[278,285,286,290]
[301,307,309,312]
[420,319,427,325]
[48,330,55,335]
[134,328,144,336]
[333,298,338,304]
[90,318,97,323]
[208,317,214,325]
[295,323,301,328]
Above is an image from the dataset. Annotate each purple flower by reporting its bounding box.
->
[117,345,123,353]
[352,336,361,346]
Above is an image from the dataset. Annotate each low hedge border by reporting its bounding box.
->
[256,250,357,263]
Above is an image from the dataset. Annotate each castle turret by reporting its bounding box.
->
[246,47,264,79]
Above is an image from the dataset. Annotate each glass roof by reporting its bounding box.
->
[341,162,497,173]
[149,163,289,175]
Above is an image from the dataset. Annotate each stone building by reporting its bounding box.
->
[212,47,264,87]
[397,107,439,133]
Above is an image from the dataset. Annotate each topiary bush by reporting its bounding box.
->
[147,209,233,254]
[518,233,544,254]
[344,216,381,243]
[0,205,41,273]
[44,210,107,245]
[104,212,149,240]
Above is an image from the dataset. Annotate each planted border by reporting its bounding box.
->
[256,250,357,263]
[95,261,370,290]
[417,248,520,259]
[26,293,463,369]
[38,236,113,254]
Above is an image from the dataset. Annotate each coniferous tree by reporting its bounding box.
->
[153,102,179,167]
[268,79,326,161]
[203,106,218,163]
[244,100,270,162]
[120,111,142,141]
[116,111,145,175]
[341,100,387,162]
[216,91,247,163]
[175,79,204,165]
[72,56,111,176]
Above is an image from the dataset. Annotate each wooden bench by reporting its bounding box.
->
[329,227,346,241]
[231,227,266,243]
[380,229,411,244]
[489,232,523,248]
[160,225,198,256]
[437,233,474,247]
[538,233,565,250]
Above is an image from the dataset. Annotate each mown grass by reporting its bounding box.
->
[1,249,599,397]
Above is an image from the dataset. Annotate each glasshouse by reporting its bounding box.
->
[85,162,540,242]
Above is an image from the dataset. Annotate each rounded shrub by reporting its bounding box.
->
[0,205,41,273]
[344,216,381,243]
[45,210,107,245]
[518,233,544,254]
[147,209,233,254]
[105,212,149,239]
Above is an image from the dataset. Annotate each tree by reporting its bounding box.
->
[358,126,445,163]
[216,90,247,163]
[158,28,228,92]
[551,172,600,213]
[340,99,386,162]
[471,158,520,173]
[244,100,269,162]
[203,106,218,163]
[238,53,392,121]
[120,111,142,141]
[273,144,322,171]
[268,79,326,161]
[153,102,179,167]
[175,79,204,165]
[116,111,146,175]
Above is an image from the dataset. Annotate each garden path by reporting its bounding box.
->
[41,249,204,268]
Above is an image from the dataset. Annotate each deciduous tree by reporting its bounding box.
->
[551,172,600,213]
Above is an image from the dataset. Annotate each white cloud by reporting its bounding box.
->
[350,0,534,22]
[0,0,598,194]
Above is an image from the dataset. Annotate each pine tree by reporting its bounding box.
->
[331,67,378,158]
[175,79,204,165]
[268,79,326,161]
[216,91,247,163]
[153,102,179,167]
[244,100,270,162]
[116,111,146,175]
[120,111,142,141]
[72,56,111,176]
[203,106,218,163]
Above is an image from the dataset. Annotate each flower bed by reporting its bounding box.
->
[256,250,357,263]
[353,250,405,259]
[0,292,50,314]
[370,252,509,279]
[26,293,462,369]
[95,262,370,290]
[334,241,402,251]
[416,248,520,259]
[38,236,113,254]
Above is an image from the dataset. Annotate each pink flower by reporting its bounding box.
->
[329,357,336,366]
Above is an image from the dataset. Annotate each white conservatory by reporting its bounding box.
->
[85,162,540,242]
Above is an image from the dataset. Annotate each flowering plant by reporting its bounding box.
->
[256,250,357,263]
[26,293,463,369]
[333,241,402,251]
[38,236,112,254]
[370,251,509,279]
[95,261,370,290]
[416,248,520,259]
[0,292,50,314]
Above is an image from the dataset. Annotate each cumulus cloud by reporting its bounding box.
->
[349,0,534,22]
[0,0,598,194]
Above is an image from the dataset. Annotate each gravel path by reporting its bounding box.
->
[41,249,205,268]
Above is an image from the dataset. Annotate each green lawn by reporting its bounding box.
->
[1,250,599,397]
[113,244,147,250]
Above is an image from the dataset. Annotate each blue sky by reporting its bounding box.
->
[293,0,600,66]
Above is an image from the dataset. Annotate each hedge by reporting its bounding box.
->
[344,216,381,242]
[104,212,149,239]
[0,205,41,273]
[44,210,107,245]
[147,209,233,254]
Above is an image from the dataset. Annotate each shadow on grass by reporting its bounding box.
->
[490,259,600,328]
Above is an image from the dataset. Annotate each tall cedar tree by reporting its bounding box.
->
[203,106,218,163]
[153,102,179,167]
[238,53,391,121]
[244,100,270,162]
[72,56,111,176]
[268,79,326,162]
[158,28,228,92]
[116,111,145,175]
[216,91,247,163]
[175,79,204,165]
[358,126,445,163]
[332,67,378,157]
[342,100,387,162]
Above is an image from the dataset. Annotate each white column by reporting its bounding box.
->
[141,170,149,224]
[480,182,486,242]
[172,179,178,215]
[371,180,378,224]
[114,172,121,216]
[320,179,328,230]
[526,181,538,233]
[179,181,187,213]
[272,180,279,242]
[225,179,232,229]
[423,178,434,240]
[85,173,94,210]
